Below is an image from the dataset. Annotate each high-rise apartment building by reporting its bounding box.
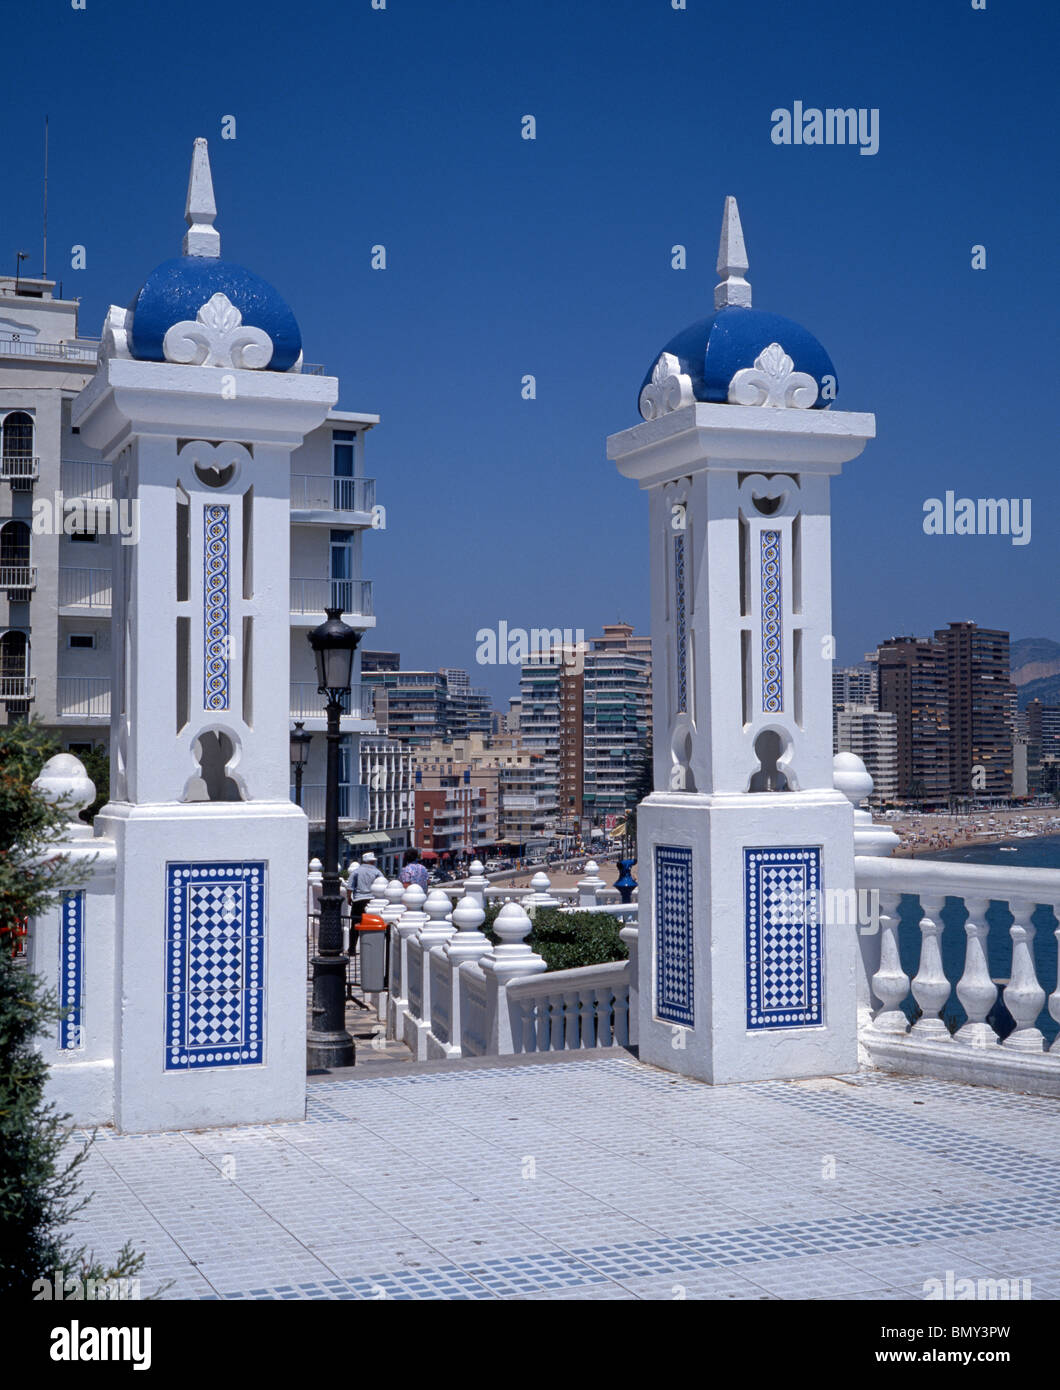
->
[876,636,951,802]
[834,703,898,803]
[582,646,650,822]
[831,664,877,750]
[934,622,1012,799]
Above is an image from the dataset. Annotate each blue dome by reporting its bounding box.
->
[130,257,302,371]
[640,306,837,410]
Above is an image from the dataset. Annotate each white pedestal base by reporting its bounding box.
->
[97,800,308,1133]
[636,790,858,1084]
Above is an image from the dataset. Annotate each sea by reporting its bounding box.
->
[895,833,1060,1043]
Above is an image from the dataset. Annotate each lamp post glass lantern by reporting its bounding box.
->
[306,608,360,1070]
[290,721,311,808]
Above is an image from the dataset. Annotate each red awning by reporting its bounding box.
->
[419,850,439,860]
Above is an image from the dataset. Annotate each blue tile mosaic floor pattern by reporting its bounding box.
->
[65,1058,1060,1300]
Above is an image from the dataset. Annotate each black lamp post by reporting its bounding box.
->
[306,607,360,1071]
[290,721,311,808]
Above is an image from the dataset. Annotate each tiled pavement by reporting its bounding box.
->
[64,1057,1060,1300]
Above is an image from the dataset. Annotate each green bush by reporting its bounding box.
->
[483,903,628,973]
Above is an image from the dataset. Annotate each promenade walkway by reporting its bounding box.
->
[65,1054,1060,1300]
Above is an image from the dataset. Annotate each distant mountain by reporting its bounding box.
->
[1012,638,1060,709]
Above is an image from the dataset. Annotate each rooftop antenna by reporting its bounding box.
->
[42,115,49,279]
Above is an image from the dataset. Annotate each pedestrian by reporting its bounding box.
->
[349,850,380,929]
[399,847,429,891]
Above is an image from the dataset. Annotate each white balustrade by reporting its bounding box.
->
[507,962,630,1054]
[857,855,1060,1096]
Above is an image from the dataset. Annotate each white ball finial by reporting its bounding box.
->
[32,754,95,823]
[833,752,874,808]
[833,753,899,858]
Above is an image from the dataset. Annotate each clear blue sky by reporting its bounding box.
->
[7,0,1057,705]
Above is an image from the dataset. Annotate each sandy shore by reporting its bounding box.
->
[885,806,1060,858]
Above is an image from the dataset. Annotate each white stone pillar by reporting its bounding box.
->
[31,757,118,1126]
[577,861,605,909]
[481,902,546,1054]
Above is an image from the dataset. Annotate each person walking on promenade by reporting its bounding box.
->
[349,850,380,929]
[399,847,429,891]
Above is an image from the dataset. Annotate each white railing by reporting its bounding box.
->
[1,456,40,481]
[856,855,1060,1096]
[61,460,112,499]
[57,677,110,717]
[289,682,375,720]
[0,564,37,591]
[290,475,375,514]
[290,577,373,618]
[59,567,111,608]
[0,674,34,699]
[507,961,631,1052]
[0,338,97,363]
[378,865,635,1063]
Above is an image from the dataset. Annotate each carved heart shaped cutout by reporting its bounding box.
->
[752,491,785,515]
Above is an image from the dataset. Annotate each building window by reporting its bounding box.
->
[333,429,355,479]
[1,411,34,459]
[70,529,99,543]
[66,742,94,755]
[68,633,96,649]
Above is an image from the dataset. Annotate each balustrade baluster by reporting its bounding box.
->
[870,891,911,1032]
[536,1000,550,1052]
[549,998,564,1051]
[910,894,952,1040]
[955,896,998,1047]
[595,987,613,1047]
[1050,919,1060,1054]
[614,989,630,1047]
[1002,898,1046,1053]
[578,990,594,1048]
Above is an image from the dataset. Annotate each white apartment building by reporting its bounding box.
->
[358,735,413,875]
[835,702,899,803]
[0,274,381,835]
[831,663,878,751]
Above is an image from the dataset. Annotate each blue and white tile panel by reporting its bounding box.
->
[165,861,266,1071]
[58,890,85,1050]
[673,533,687,714]
[760,529,782,714]
[745,847,822,1030]
[203,503,230,711]
[654,844,694,1028]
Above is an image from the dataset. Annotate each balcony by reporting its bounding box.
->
[290,474,375,518]
[290,578,374,626]
[61,459,112,499]
[298,782,370,825]
[59,567,112,610]
[0,564,37,593]
[0,674,35,700]
[1,456,40,483]
[57,677,111,718]
[0,337,98,364]
[290,681,375,722]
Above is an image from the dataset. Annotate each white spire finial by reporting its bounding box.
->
[714,195,751,310]
[183,137,220,258]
